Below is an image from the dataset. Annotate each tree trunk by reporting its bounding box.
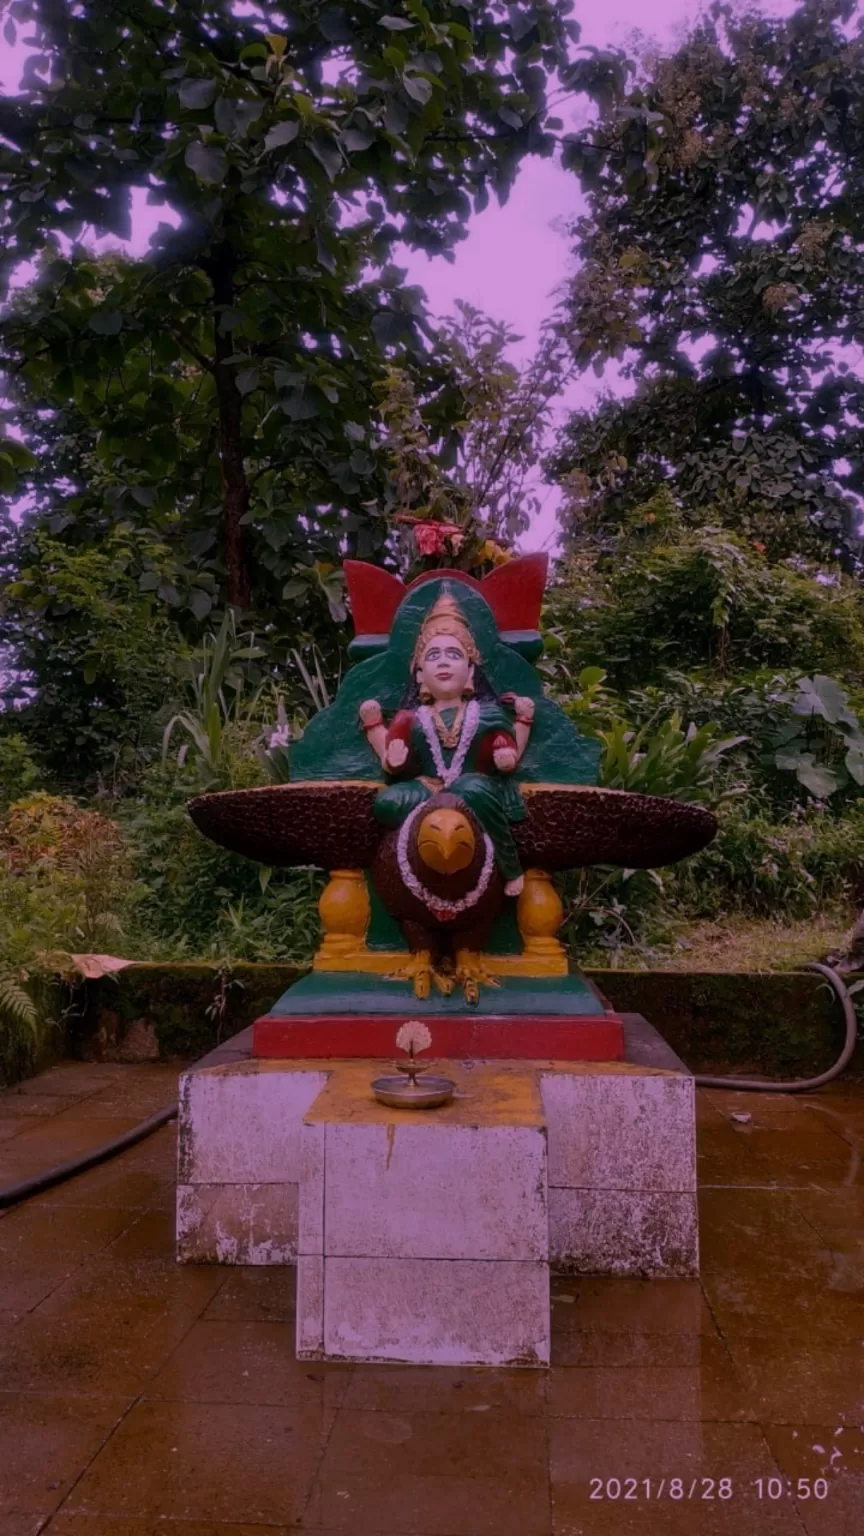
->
[209,246,251,611]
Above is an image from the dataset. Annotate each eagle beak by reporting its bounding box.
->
[417,808,475,876]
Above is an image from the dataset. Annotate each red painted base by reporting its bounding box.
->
[251,1013,625,1062]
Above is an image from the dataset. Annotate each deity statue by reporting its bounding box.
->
[188,555,718,1027]
[358,588,534,898]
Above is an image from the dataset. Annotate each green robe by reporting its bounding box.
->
[373,700,525,883]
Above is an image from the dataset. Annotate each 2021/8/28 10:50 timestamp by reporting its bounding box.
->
[588,1477,829,1500]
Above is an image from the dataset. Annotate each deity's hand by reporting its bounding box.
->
[493,747,518,773]
[385,739,409,769]
[512,696,535,724]
[359,699,384,729]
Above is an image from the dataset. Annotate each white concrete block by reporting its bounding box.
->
[323,1257,550,1366]
[177,1064,328,1185]
[176,1181,298,1264]
[540,1070,696,1193]
[297,1122,325,1256]
[321,1121,547,1261]
[296,1255,325,1358]
[549,1187,699,1277]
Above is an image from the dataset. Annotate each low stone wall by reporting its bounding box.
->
[69,962,302,1065]
[64,961,863,1079]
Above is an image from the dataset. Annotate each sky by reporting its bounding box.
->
[0,1,802,550]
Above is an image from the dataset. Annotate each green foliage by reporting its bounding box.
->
[554,0,864,567]
[546,497,864,689]
[0,792,144,958]
[0,0,583,640]
[1,529,184,791]
[596,715,746,804]
[162,609,269,784]
[119,763,323,964]
[0,790,145,1078]
[672,798,864,922]
[0,733,43,810]
[771,675,864,799]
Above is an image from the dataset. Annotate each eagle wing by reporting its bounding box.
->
[516,785,717,870]
[187,781,382,869]
[188,780,716,873]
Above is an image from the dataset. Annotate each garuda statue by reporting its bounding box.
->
[189,556,716,1039]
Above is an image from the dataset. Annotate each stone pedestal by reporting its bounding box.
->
[176,1014,698,1364]
[296,1063,549,1366]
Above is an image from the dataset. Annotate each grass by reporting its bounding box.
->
[637,907,857,973]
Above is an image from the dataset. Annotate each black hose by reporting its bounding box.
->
[0,1104,178,1211]
[693,962,860,1093]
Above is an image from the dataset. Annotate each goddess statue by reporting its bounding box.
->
[357,589,535,898]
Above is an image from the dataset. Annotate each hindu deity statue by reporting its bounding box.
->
[188,555,717,1019]
[357,588,534,898]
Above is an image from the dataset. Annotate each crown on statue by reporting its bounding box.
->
[410,588,482,670]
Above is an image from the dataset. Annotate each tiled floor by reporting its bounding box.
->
[0,1060,862,1535]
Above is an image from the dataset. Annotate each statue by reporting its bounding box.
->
[188,554,717,1035]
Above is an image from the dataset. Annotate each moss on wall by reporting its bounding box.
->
[62,961,862,1080]
[71,962,304,1064]
[585,968,859,1077]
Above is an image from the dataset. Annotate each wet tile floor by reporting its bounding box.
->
[0,1061,862,1535]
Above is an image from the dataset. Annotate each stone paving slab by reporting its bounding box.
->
[0,1060,861,1533]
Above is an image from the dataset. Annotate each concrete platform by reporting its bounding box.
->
[175,1015,698,1365]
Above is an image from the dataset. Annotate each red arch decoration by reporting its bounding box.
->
[344,554,548,640]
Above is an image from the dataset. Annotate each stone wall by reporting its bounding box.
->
[60,961,862,1079]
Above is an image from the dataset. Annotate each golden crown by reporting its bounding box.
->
[411,588,481,670]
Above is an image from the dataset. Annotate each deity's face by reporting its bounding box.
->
[416,632,473,704]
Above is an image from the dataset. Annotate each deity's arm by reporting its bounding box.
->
[500,694,535,763]
[358,698,388,768]
[383,709,418,776]
[477,728,519,776]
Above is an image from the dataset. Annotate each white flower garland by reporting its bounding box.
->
[396,800,495,921]
[416,698,480,786]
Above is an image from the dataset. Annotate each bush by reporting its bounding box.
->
[119,762,323,964]
[0,732,43,810]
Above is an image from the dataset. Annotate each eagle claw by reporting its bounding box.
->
[453,950,501,1007]
[386,950,453,1000]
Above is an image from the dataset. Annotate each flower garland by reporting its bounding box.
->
[396,801,495,921]
[417,698,480,786]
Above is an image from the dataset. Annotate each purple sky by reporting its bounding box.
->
[1,3,799,549]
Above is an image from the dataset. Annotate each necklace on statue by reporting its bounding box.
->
[432,703,463,749]
[418,700,480,786]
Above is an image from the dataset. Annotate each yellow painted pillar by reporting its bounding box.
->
[314,869,370,969]
[516,868,567,974]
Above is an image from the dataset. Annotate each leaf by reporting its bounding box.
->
[178,78,219,110]
[797,761,842,798]
[67,954,133,980]
[845,747,864,786]
[185,142,228,184]
[308,136,343,181]
[264,119,300,151]
[379,16,417,29]
[215,96,263,137]
[265,33,287,56]
[88,309,123,335]
[235,367,260,395]
[342,127,373,152]
[402,72,432,105]
[188,588,214,620]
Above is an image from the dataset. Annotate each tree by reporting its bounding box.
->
[372,299,570,558]
[0,0,579,613]
[551,0,864,567]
